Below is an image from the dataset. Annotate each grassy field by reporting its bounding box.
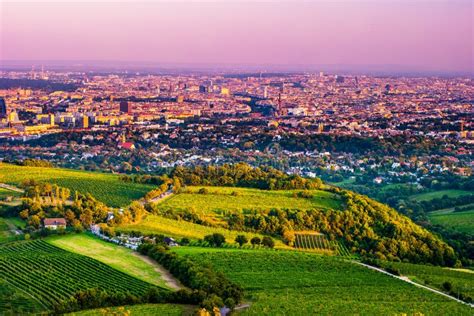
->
[428,209,474,233]
[409,189,472,202]
[47,233,169,288]
[157,186,343,213]
[378,261,474,299]
[173,247,472,315]
[118,215,288,248]
[67,304,191,316]
[0,217,24,244]
[0,163,154,207]
[0,188,22,199]
[0,240,163,314]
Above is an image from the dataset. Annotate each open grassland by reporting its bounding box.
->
[118,215,288,248]
[428,209,474,233]
[47,233,169,288]
[67,304,191,316]
[157,186,342,213]
[0,240,161,313]
[378,261,474,299]
[0,163,154,207]
[409,189,472,202]
[173,247,472,315]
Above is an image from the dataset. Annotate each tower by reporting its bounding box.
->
[0,97,7,118]
[120,101,132,114]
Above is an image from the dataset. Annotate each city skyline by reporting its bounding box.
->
[1,0,472,75]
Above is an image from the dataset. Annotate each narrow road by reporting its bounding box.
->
[139,190,173,206]
[356,262,474,308]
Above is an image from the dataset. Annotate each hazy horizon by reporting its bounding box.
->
[1,0,472,75]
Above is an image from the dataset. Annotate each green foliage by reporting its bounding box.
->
[261,236,275,248]
[235,235,248,247]
[173,247,473,315]
[203,233,226,247]
[171,163,323,190]
[429,209,474,234]
[64,303,186,316]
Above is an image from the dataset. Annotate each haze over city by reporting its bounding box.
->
[1,0,472,75]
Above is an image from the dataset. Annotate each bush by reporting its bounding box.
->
[250,237,261,246]
[235,235,248,247]
[262,236,275,248]
[204,233,226,247]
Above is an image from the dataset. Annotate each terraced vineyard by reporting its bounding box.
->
[0,240,162,313]
[293,232,352,257]
[173,247,473,315]
[0,163,154,207]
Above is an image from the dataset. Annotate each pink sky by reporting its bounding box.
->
[1,1,472,73]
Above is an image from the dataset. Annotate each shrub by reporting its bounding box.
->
[262,236,275,248]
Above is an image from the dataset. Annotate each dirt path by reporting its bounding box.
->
[356,261,474,308]
[132,252,185,290]
[0,183,24,193]
[138,190,173,206]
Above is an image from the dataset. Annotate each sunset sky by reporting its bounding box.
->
[1,0,472,74]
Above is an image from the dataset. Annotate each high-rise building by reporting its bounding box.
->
[79,116,89,129]
[335,75,345,83]
[0,98,7,118]
[263,86,268,98]
[120,101,132,114]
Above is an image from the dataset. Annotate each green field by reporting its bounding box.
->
[0,240,162,313]
[0,188,21,200]
[0,163,155,207]
[428,209,474,233]
[378,261,474,299]
[67,304,190,316]
[173,247,472,315]
[47,233,169,288]
[157,186,342,213]
[0,217,24,244]
[118,215,287,248]
[409,190,472,202]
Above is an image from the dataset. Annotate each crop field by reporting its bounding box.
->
[0,278,45,315]
[379,261,474,299]
[0,240,161,313]
[409,189,472,202]
[173,247,472,315]
[47,233,169,288]
[0,163,155,207]
[68,304,190,316]
[118,215,287,248]
[294,232,333,252]
[428,209,474,233]
[157,186,343,213]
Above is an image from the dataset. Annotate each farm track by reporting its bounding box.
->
[356,262,474,308]
[0,183,24,193]
[131,252,185,290]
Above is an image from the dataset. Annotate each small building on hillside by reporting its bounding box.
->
[44,218,67,230]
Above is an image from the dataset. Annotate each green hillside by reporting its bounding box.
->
[0,163,154,207]
[173,247,472,315]
[429,209,474,234]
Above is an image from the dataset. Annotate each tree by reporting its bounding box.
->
[204,233,226,247]
[29,215,41,229]
[250,237,261,246]
[262,236,275,248]
[235,235,248,247]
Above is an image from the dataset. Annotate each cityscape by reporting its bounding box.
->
[0,0,472,315]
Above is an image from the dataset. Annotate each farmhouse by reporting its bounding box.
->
[44,218,67,230]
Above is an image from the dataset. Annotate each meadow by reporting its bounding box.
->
[157,186,343,213]
[428,209,474,233]
[0,240,162,313]
[118,215,288,248]
[67,304,190,316]
[0,163,154,207]
[0,188,21,199]
[409,189,472,202]
[173,247,472,315]
[47,233,169,288]
[0,217,24,244]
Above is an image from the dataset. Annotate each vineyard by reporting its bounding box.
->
[0,163,154,207]
[118,215,288,248]
[0,240,162,313]
[173,247,473,315]
[293,232,352,257]
[157,186,343,214]
[67,303,189,316]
